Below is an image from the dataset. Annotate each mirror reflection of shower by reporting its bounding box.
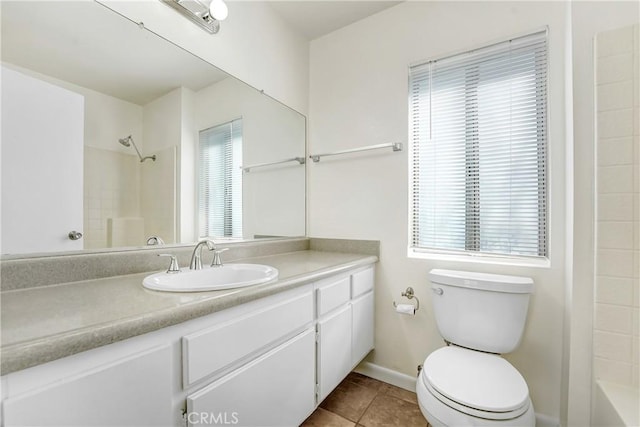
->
[118,135,156,162]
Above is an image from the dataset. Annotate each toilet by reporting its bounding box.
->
[416,269,536,427]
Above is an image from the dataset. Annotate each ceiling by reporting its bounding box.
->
[268,1,402,40]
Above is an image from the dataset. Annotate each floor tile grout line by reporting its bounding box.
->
[354,388,380,425]
[350,375,392,426]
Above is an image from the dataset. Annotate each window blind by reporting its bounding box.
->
[198,118,243,238]
[409,30,548,258]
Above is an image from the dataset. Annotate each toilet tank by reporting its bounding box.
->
[429,269,534,354]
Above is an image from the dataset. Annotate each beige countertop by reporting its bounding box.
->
[1,250,377,375]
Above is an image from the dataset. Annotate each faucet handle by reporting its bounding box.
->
[158,254,180,274]
[211,248,229,267]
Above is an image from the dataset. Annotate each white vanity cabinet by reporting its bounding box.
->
[316,266,375,402]
[1,263,375,427]
[2,345,174,426]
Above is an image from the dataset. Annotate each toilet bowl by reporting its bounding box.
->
[417,269,535,427]
[417,346,535,427]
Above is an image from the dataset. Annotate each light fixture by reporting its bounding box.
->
[162,0,228,34]
[208,0,228,21]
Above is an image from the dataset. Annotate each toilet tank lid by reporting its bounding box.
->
[429,269,534,294]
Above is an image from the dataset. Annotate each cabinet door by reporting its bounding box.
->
[317,304,352,402]
[352,291,374,366]
[3,345,173,427]
[187,329,315,427]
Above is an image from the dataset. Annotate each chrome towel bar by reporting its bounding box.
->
[309,142,402,163]
[241,156,305,172]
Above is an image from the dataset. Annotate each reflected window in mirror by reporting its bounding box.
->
[198,119,243,238]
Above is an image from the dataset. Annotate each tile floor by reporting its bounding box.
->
[301,372,430,427]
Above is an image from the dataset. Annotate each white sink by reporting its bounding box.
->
[142,264,279,292]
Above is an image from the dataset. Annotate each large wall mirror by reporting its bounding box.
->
[1,1,306,257]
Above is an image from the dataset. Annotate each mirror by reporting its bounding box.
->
[1,1,306,257]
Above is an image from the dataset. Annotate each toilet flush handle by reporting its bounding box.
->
[432,287,443,296]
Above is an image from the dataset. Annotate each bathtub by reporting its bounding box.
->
[593,380,639,427]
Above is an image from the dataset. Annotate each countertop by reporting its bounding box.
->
[1,250,377,375]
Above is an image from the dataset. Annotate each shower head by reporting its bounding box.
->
[117,135,156,162]
[118,136,132,147]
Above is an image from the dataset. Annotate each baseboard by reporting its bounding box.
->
[535,413,560,427]
[355,361,561,427]
[353,361,417,392]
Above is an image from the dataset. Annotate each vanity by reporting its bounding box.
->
[0,245,377,427]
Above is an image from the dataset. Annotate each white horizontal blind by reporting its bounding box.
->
[198,119,243,238]
[410,31,548,258]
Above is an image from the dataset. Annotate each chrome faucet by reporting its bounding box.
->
[190,240,215,270]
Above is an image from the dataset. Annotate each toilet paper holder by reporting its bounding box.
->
[393,287,420,311]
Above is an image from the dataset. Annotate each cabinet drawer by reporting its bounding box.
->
[351,267,374,298]
[316,276,350,317]
[182,290,313,387]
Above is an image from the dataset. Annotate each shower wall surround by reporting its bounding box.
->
[83,88,178,249]
[84,147,142,249]
[594,23,639,387]
[84,146,177,249]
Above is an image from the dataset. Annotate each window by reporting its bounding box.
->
[198,118,243,238]
[409,31,548,259]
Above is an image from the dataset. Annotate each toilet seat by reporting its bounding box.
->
[422,346,530,420]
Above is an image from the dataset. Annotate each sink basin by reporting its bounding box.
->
[142,264,279,292]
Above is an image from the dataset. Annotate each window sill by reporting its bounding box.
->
[407,248,551,269]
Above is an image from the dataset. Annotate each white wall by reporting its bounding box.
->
[142,88,183,244]
[2,63,144,155]
[99,0,309,116]
[83,94,143,154]
[309,2,569,422]
[566,3,639,426]
[180,88,197,244]
[143,88,183,154]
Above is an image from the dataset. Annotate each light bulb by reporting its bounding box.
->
[209,0,228,21]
